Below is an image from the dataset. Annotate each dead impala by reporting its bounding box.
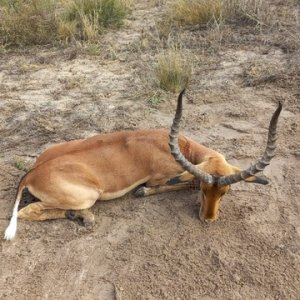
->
[4,90,282,240]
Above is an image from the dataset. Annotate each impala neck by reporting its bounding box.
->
[179,136,221,165]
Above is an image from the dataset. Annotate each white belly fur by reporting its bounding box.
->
[99,177,150,201]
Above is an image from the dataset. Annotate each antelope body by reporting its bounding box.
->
[4,91,282,240]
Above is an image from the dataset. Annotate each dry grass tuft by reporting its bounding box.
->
[223,0,272,25]
[84,43,101,55]
[60,0,128,41]
[0,0,58,46]
[155,50,191,93]
[243,62,281,87]
[224,0,299,28]
[169,0,299,28]
[0,0,129,46]
[170,0,222,26]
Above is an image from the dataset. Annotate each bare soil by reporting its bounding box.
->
[0,1,299,299]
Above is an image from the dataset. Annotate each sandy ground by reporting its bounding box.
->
[0,1,299,299]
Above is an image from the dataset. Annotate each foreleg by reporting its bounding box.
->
[135,182,191,197]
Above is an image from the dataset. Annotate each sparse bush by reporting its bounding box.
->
[170,0,222,26]
[155,50,191,93]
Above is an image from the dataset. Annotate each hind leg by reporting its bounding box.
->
[22,171,100,224]
[18,203,95,230]
[18,202,67,221]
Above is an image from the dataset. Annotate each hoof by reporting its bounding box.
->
[83,219,95,231]
[135,187,146,197]
[65,210,77,220]
[83,213,95,230]
[66,210,95,229]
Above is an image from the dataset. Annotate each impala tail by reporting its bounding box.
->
[4,174,28,240]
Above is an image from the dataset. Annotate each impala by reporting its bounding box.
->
[4,90,282,240]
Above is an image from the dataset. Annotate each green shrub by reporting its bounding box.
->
[14,158,28,172]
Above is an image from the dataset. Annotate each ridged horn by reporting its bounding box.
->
[217,101,283,187]
[169,89,215,185]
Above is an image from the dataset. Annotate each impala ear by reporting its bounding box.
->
[231,166,268,185]
[244,176,269,185]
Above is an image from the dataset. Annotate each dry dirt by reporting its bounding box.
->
[0,1,299,299]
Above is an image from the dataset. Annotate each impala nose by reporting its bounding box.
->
[204,218,215,223]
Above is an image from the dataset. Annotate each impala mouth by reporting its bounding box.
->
[198,191,220,223]
[199,212,219,223]
[203,218,216,223]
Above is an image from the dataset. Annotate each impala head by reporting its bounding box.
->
[169,89,282,222]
